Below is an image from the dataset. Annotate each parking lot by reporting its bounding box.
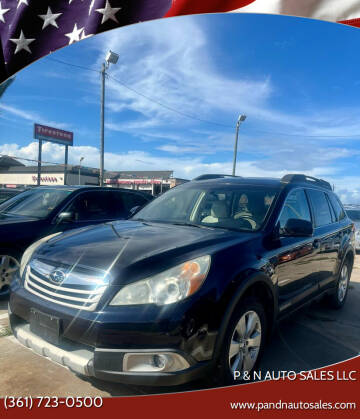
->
[1,258,359,397]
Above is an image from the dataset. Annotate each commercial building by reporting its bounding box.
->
[105,171,188,195]
[0,156,188,194]
[0,156,99,187]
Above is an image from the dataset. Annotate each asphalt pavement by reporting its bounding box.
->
[1,258,359,396]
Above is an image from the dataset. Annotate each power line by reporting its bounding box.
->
[45,56,360,139]
[46,56,232,128]
[45,56,100,74]
[107,74,231,128]
[0,153,66,166]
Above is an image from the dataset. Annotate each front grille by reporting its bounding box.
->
[24,259,108,311]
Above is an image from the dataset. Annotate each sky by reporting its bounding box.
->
[1,13,360,203]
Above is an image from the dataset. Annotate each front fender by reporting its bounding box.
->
[212,272,277,360]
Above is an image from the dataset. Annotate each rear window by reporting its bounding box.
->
[307,189,332,227]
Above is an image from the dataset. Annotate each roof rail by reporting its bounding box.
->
[193,174,238,181]
[281,174,332,191]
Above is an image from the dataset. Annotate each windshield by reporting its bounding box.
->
[0,188,72,219]
[133,183,279,232]
[346,209,360,222]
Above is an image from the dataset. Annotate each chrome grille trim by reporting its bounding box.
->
[27,270,106,295]
[24,260,109,312]
[26,275,103,303]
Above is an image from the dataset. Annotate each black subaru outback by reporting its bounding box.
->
[9,174,355,386]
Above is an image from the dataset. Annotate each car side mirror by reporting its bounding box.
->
[57,211,74,223]
[282,218,313,237]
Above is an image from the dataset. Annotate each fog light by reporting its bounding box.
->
[123,352,190,373]
[153,354,167,369]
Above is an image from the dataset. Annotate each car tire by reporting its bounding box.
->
[0,249,20,298]
[215,298,267,385]
[327,258,351,309]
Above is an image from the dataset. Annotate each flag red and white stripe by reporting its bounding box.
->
[166,0,360,27]
[1,0,360,83]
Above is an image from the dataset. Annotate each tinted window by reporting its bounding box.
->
[328,193,346,221]
[279,189,311,230]
[121,192,149,213]
[0,188,72,219]
[307,189,332,227]
[66,191,120,221]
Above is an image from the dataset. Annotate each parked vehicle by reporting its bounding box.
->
[344,204,360,252]
[0,186,152,295]
[0,187,24,204]
[9,174,354,386]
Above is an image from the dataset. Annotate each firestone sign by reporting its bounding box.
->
[34,123,73,146]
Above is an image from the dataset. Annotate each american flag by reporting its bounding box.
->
[1,0,360,84]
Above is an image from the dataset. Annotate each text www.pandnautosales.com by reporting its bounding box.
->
[229,400,357,411]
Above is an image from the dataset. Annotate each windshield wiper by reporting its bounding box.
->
[171,222,212,229]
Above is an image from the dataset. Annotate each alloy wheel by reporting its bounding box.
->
[337,264,349,303]
[0,255,19,292]
[228,310,262,378]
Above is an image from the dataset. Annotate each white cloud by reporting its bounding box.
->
[0,103,71,129]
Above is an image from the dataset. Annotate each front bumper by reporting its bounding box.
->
[9,310,212,386]
[9,281,217,386]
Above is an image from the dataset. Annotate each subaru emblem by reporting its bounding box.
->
[49,269,66,285]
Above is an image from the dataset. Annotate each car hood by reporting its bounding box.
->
[35,220,254,285]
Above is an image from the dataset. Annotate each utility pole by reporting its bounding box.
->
[232,114,247,176]
[99,50,119,187]
[99,63,106,187]
[78,157,84,185]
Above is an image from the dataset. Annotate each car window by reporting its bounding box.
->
[328,193,346,221]
[0,188,72,219]
[121,192,149,213]
[278,189,311,230]
[66,191,120,221]
[307,189,333,227]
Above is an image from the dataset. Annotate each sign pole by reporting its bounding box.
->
[37,140,42,186]
[64,145,68,186]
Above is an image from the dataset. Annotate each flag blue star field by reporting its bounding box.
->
[0,0,172,82]
[2,0,360,84]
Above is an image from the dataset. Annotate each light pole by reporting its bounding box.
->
[78,157,84,185]
[232,114,247,176]
[99,50,119,186]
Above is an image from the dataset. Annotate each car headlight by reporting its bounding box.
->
[110,255,211,306]
[19,232,63,278]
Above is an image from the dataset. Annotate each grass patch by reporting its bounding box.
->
[0,325,11,337]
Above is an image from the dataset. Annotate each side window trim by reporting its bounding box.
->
[325,193,337,223]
